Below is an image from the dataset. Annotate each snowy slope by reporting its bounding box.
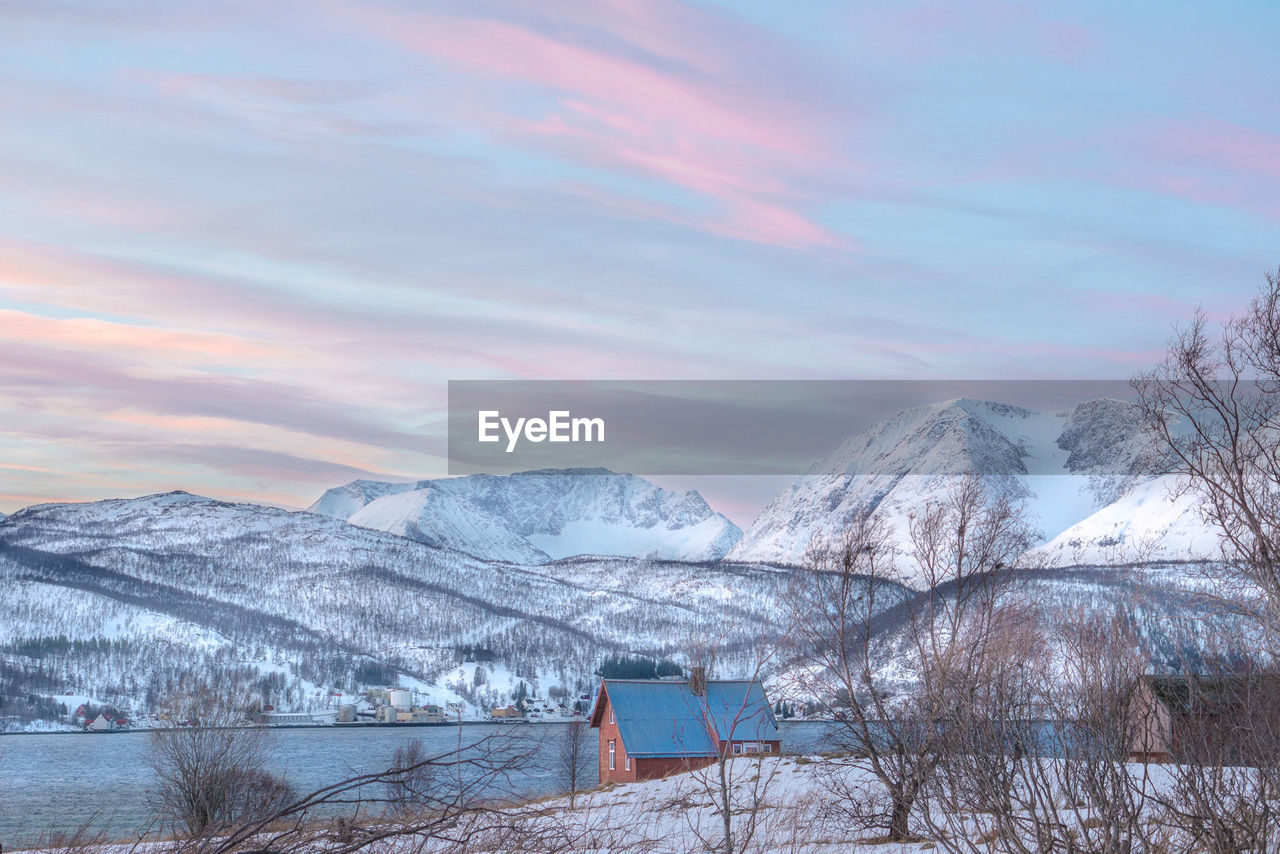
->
[307,478,421,519]
[727,398,1161,579]
[348,488,547,563]
[0,490,1251,737]
[1028,474,1220,565]
[312,468,742,563]
[0,492,778,720]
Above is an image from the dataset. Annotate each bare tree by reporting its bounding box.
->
[922,608,1158,854]
[675,629,785,854]
[787,509,919,842]
[1130,266,1280,853]
[786,475,1036,843]
[148,726,543,854]
[559,718,590,809]
[1140,641,1280,854]
[147,700,292,837]
[1132,267,1280,633]
[384,738,436,815]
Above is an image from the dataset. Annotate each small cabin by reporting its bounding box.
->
[87,714,116,731]
[590,674,780,784]
[1129,673,1280,765]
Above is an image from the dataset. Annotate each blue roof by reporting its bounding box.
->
[597,679,779,758]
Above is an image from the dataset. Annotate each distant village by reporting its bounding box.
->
[254,686,591,727]
[54,685,593,732]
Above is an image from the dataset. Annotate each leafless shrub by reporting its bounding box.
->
[146,724,543,854]
[786,475,1036,843]
[1132,266,1280,637]
[559,718,590,808]
[147,702,291,838]
[918,602,1049,854]
[918,597,1161,854]
[386,738,438,814]
[1143,649,1280,853]
[1046,614,1155,854]
[678,629,785,854]
[26,816,116,854]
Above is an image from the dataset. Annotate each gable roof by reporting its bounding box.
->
[1145,673,1280,713]
[591,678,779,758]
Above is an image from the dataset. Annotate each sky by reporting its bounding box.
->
[1,0,1279,522]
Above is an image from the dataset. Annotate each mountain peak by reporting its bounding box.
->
[729,397,1163,580]
[513,466,618,477]
[311,470,741,563]
[813,397,1045,479]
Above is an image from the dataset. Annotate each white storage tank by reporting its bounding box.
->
[389,689,412,710]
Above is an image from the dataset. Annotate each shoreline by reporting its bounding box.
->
[0,718,590,736]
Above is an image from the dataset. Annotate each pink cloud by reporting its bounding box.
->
[857,1,1099,65]
[0,308,280,363]
[1172,121,1280,181]
[1117,121,1280,220]
[0,240,813,382]
[329,1,851,249]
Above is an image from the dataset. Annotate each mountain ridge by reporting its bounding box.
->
[310,469,742,564]
[726,397,1211,580]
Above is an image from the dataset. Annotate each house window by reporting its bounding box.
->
[610,708,615,724]
[732,743,742,755]
[609,740,616,770]
[625,755,631,771]
[763,743,773,753]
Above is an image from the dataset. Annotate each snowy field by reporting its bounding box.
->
[15,754,1211,854]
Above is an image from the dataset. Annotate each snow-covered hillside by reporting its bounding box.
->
[348,488,547,563]
[0,492,776,720]
[0,399,1247,731]
[1028,474,1219,565]
[726,398,1208,580]
[0,490,1249,733]
[311,468,742,563]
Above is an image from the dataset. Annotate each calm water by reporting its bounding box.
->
[0,721,833,842]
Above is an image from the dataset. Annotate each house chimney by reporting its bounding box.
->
[690,666,706,695]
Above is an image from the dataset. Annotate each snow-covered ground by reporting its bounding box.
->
[436,755,1193,854]
[499,755,923,853]
[12,755,1198,854]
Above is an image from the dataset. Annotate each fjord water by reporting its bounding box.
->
[0,722,833,841]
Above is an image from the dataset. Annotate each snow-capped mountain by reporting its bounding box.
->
[727,398,1216,579]
[0,489,1247,732]
[0,492,780,722]
[348,488,549,563]
[1028,474,1219,565]
[310,468,742,563]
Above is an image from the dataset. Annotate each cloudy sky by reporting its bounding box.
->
[2,0,1278,518]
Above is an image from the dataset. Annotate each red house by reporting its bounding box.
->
[1129,673,1280,765]
[590,673,781,784]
